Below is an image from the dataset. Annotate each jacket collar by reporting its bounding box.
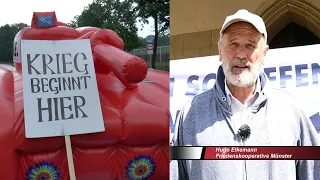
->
[213,65,269,113]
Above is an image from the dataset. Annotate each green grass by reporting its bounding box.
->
[146,61,169,72]
[1,62,13,66]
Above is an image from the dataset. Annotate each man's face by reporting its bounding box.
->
[218,22,268,87]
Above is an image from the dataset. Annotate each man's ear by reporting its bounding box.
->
[218,41,222,62]
[263,45,269,57]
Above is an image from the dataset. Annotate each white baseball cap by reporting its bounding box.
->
[220,9,267,41]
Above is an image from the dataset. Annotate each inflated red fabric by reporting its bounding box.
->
[0,12,169,179]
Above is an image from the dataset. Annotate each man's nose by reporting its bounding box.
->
[236,46,247,59]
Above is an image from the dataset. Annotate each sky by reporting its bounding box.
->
[0,0,154,38]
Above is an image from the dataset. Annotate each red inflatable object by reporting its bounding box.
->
[1,12,169,179]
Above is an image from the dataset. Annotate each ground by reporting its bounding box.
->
[147,61,169,71]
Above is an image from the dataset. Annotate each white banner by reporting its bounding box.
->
[21,39,105,138]
[170,44,320,141]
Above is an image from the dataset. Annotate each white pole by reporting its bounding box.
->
[62,126,76,180]
[65,135,76,180]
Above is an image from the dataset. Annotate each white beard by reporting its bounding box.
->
[222,58,263,87]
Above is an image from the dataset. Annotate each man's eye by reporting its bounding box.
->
[248,44,255,48]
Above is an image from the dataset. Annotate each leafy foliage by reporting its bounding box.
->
[139,35,169,47]
[134,0,169,35]
[134,0,170,68]
[70,0,144,51]
[0,23,28,63]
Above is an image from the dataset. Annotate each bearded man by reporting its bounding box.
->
[170,9,320,180]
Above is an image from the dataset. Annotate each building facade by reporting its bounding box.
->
[170,0,320,60]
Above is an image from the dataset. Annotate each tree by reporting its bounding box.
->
[134,0,170,69]
[70,0,143,51]
[0,23,28,63]
[138,35,169,47]
[157,35,169,46]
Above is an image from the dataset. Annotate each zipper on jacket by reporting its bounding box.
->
[239,108,254,180]
[239,109,247,180]
[242,140,248,180]
[241,109,259,180]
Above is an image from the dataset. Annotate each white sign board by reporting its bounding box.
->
[147,43,154,54]
[21,39,105,138]
[170,44,320,141]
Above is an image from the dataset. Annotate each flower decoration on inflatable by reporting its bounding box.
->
[125,155,156,180]
[25,161,61,180]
